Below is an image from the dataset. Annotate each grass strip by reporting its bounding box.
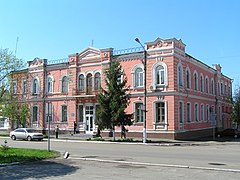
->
[0,147,59,164]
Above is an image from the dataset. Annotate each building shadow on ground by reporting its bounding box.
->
[0,159,79,180]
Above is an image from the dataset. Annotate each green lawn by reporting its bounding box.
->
[0,147,59,164]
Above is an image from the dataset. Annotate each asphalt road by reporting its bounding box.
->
[1,137,240,179]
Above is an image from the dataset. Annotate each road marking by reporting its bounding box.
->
[69,156,240,173]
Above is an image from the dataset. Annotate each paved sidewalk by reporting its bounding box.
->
[48,133,240,146]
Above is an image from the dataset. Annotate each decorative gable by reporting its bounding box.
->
[78,47,101,61]
[28,58,46,68]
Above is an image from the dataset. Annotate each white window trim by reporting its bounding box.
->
[93,71,101,90]
[179,101,184,124]
[31,77,40,95]
[133,101,144,123]
[177,63,184,87]
[194,103,199,122]
[47,75,54,94]
[186,67,191,89]
[200,103,204,121]
[193,71,198,91]
[205,76,209,94]
[186,102,191,123]
[200,73,204,92]
[132,64,144,88]
[211,78,215,95]
[31,106,39,126]
[60,75,69,93]
[61,104,68,122]
[12,80,17,94]
[22,78,27,94]
[152,62,168,88]
[78,73,85,91]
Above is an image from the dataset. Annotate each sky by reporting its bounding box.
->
[0,0,240,89]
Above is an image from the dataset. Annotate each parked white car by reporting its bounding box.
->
[10,128,44,141]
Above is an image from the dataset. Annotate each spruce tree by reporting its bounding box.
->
[96,60,132,139]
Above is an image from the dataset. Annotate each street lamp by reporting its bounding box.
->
[135,38,147,143]
[47,101,52,151]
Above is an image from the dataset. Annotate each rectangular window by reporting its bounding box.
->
[32,106,38,122]
[194,104,199,122]
[200,104,204,121]
[61,105,68,122]
[79,105,83,122]
[179,102,183,123]
[12,81,17,94]
[45,103,52,122]
[187,103,191,122]
[156,102,165,123]
[22,80,27,94]
[135,103,143,122]
[206,105,210,122]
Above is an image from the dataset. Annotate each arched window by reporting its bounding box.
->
[62,76,68,93]
[94,72,101,90]
[32,78,39,95]
[86,73,93,93]
[156,65,165,85]
[186,69,190,89]
[79,74,85,91]
[194,72,198,91]
[200,74,204,92]
[218,82,220,96]
[205,77,209,93]
[177,64,183,86]
[211,79,215,95]
[47,77,53,93]
[135,68,143,87]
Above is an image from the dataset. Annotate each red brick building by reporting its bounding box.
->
[11,37,232,139]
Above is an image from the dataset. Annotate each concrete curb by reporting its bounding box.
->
[70,156,240,173]
[0,162,20,167]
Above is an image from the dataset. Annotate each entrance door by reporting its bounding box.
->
[85,105,94,134]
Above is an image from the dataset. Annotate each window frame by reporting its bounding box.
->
[187,102,191,123]
[155,101,165,124]
[61,76,68,94]
[177,63,183,87]
[205,76,209,94]
[194,103,199,122]
[47,76,53,94]
[12,81,17,94]
[79,74,85,91]
[32,106,38,123]
[179,101,184,124]
[200,103,204,121]
[135,67,144,88]
[61,105,68,122]
[32,78,39,95]
[22,79,27,94]
[135,102,144,123]
[200,74,204,92]
[194,72,198,91]
[94,72,101,90]
[186,69,191,89]
[86,73,93,93]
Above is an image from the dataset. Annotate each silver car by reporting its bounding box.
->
[10,128,44,141]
